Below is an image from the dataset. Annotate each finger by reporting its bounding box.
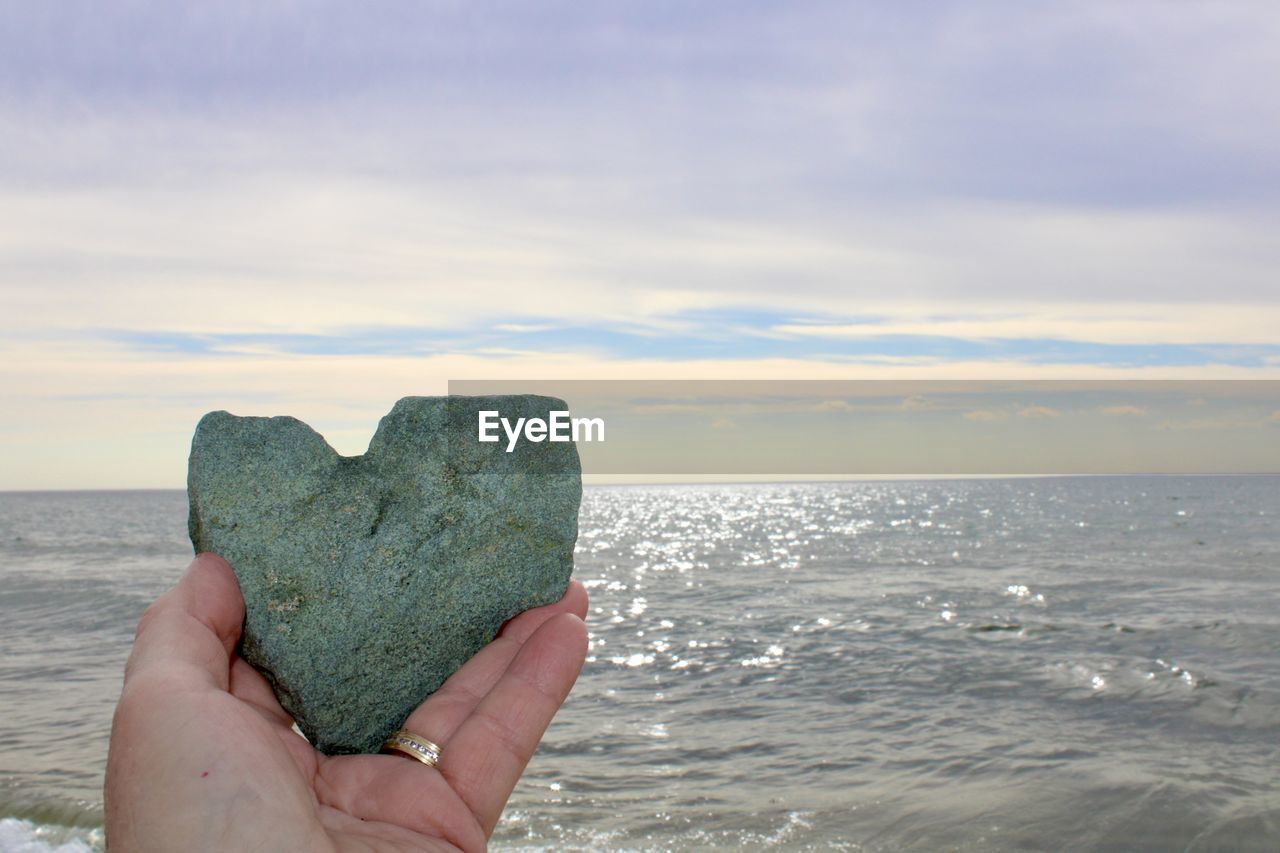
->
[124,553,245,691]
[499,581,589,645]
[228,657,294,727]
[401,581,588,744]
[440,612,587,835]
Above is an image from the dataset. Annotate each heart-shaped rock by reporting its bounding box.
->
[187,395,581,755]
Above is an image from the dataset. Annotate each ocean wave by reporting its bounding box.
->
[0,818,101,853]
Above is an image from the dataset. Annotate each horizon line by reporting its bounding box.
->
[3,471,1279,494]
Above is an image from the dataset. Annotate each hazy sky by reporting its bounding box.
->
[452,380,1280,476]
[2,2,1279,487]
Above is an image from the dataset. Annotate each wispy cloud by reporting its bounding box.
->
[900,395,936,410]
[71,318,1280,369]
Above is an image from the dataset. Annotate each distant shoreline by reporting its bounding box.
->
[3,471,1279,494]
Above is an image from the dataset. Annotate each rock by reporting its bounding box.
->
[187,395,581,755]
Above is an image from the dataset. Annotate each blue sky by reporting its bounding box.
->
[2,1,1279,486]
[102,316,1280,368]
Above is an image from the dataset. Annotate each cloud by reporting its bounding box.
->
[6,4,1280,329]
[1268,411,1280,426]
[7,2,1280,210]
[963,405,1061,421]
[771,302,1280,347]
[901,395,936,410]
[1157,418,1263,431]
[814,399,854,412]
[494,323,556,333]
[1100,405,1148,416]
[710,417,737,430]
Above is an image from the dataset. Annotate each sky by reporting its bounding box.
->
[2,1,1279,487]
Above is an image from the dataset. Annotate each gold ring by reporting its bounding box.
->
[381,729,443,768]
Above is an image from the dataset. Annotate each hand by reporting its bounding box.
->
[104,553,588,852]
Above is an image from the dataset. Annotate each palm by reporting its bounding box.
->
[106,556,588,853]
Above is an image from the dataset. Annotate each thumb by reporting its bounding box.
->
[124,553,246,690]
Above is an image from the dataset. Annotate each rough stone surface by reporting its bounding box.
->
[187,395,581,755]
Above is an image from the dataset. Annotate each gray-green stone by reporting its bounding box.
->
[187,395,581,755]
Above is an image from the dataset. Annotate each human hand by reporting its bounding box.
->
[104,553,588,852]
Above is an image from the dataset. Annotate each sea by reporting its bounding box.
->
[1,478,1278,851]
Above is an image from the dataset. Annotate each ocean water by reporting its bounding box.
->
[1,478,1278,851]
